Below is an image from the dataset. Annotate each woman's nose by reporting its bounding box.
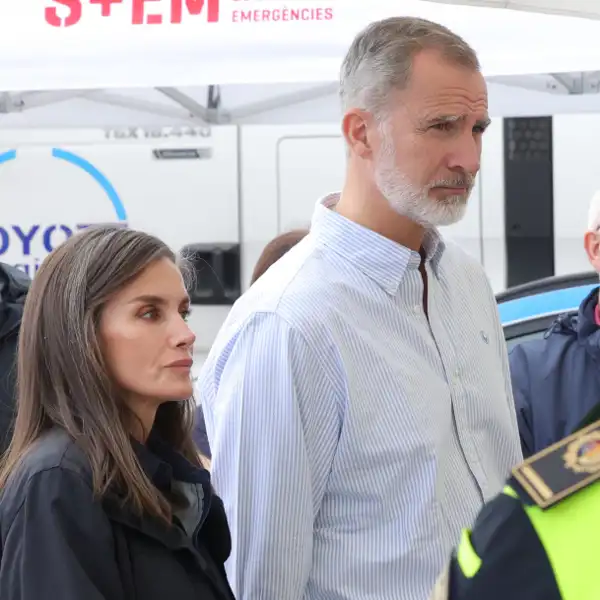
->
[174,319,196,349]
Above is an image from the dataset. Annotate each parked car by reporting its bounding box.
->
[497,271,598,350]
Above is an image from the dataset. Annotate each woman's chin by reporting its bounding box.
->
[158,387,194,403]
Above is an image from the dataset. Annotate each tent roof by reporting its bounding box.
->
[2,1,600,91]
[428,1,600,20]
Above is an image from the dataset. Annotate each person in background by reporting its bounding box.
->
[510,191,600,458]
[250,229,309,284]
[0,226,234,600]
[198,16,521,600]
[0,263,30,454]
[193,228,309,462]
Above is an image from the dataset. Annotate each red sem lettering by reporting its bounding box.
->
[90,0,122,16]
[132,0,219,25]
[45,0,220,27]
[171,0,219,23]
[132,0,162,24]
[45,0,82,27]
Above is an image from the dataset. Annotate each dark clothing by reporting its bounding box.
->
[193,405,211,458]
[447,479,561,600]
[0,427,234,600]
[509,286,600,458]
[0,264,29,454]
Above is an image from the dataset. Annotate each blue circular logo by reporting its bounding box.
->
[0,148,127,221]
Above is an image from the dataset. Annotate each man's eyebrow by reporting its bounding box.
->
[425,114,462,125]
[477,117,492,129]
[423,114,491,129]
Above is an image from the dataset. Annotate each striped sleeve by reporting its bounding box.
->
[202,311,343,600]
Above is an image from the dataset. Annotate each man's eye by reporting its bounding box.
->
[432,122,454,132]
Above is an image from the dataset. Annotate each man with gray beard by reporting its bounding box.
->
[198,17,522,600]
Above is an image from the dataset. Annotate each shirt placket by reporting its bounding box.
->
[424,264,487,501]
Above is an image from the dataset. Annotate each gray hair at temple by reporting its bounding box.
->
[339,16,480,119]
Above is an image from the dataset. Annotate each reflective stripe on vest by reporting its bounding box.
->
[456,528,482,578]
[503,484,600,600]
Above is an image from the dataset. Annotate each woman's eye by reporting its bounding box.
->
[181,309,191,322]
[140,308,158,320]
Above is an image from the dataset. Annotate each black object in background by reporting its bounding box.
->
[0,263,30,455]
[504,117,555,288]
[182,243,241,306]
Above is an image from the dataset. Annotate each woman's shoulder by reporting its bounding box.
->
[0,428,93,521]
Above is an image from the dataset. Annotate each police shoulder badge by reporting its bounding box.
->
[512,419,600,509]
[564,431,600,474]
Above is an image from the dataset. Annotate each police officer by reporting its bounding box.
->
[430,415,600,600]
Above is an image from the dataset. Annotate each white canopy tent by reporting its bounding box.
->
[430,0,600,20]
[2,0,600,125]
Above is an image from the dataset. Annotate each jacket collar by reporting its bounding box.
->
[131,430,210,491]
[105,432,231,598]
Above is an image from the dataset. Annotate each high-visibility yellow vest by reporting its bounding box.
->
[457,483,600,600]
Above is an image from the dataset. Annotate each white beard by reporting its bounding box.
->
[374,134,471,228]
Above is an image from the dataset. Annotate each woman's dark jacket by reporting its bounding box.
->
[0,427,235,600]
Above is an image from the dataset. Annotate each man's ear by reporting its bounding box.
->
[584,230,600,272]
[342,109,374,159]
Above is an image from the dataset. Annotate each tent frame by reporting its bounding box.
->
[0,83,340,124]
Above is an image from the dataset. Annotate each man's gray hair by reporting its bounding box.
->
[340,17,480,116]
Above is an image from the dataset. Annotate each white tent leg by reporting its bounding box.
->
[550,73,583,94]
[156,87,210,123]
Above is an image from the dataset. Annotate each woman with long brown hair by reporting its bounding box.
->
[0,226,234,600]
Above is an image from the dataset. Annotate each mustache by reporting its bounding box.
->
[429,175,475,189]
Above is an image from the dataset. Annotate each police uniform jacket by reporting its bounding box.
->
[430,419,600,600]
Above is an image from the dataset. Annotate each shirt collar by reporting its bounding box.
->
[310,193,445,295]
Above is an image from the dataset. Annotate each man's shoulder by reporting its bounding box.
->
[215,245,338,349]
[509,316,578,364]
[0,429,92,522]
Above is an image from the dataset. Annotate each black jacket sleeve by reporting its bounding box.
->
[0,467,125,600]
[448,492,560,600]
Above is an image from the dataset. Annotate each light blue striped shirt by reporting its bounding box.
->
[198,193,522,600]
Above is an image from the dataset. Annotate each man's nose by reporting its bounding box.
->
[447,133,481,176]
